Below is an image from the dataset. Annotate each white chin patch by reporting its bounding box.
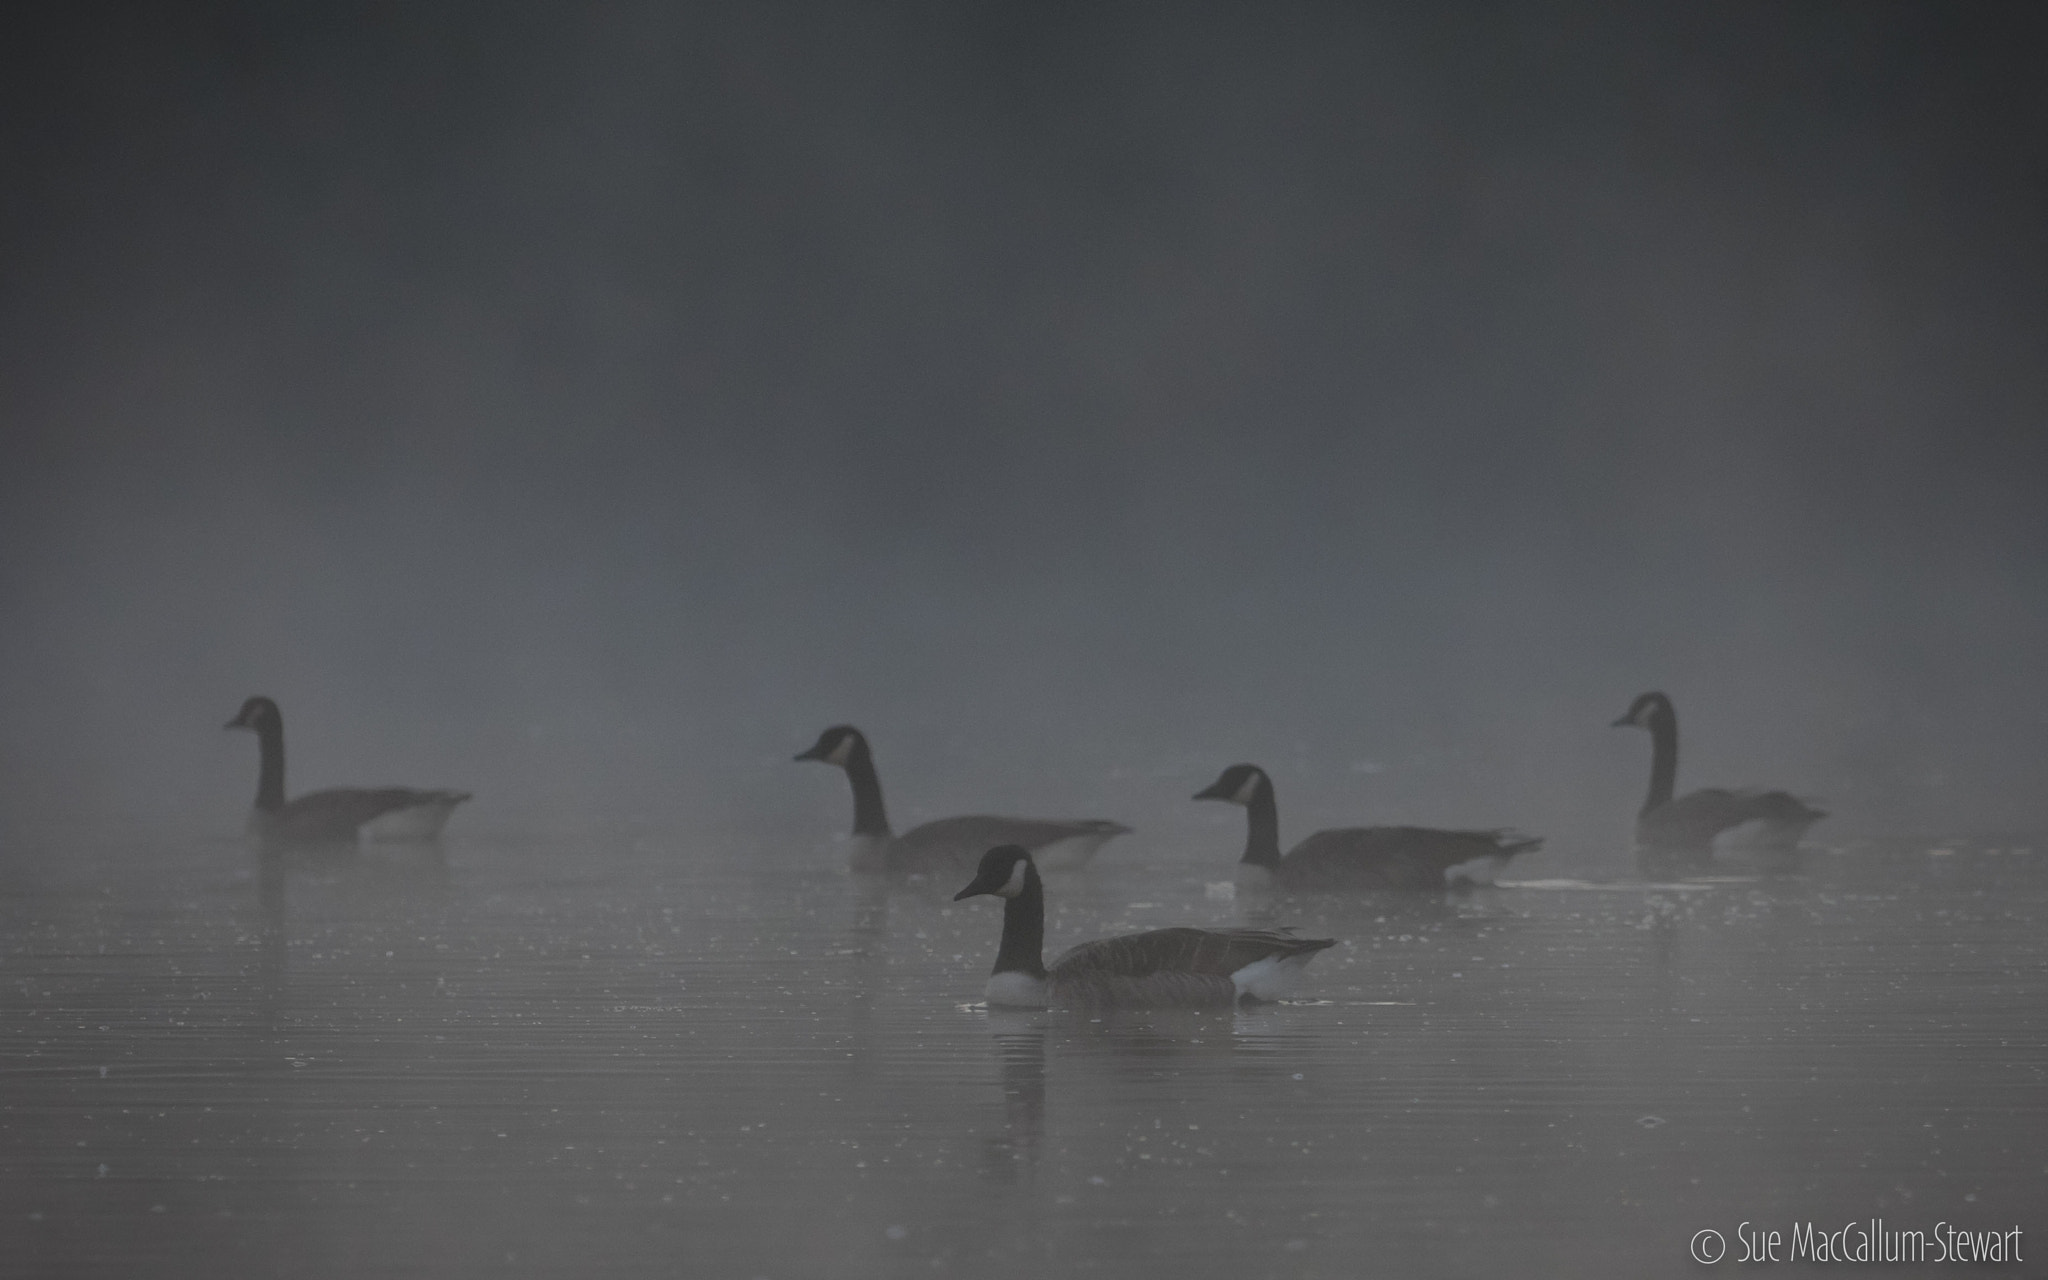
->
[825,735,855,766]
[994,859,1030,897]
[1231,772,1263,805]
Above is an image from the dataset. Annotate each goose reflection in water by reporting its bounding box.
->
[248,840,454,1028]
[971,1002,1323,1192]
[979,1012,1048,1185]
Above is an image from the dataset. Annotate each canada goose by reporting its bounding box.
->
[793,725,1130,873]
[1193,763,1541,889]
[1611,692,1825,853]
[225,696,470,846]
[953,845,1336,1008]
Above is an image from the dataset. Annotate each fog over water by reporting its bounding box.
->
[4,4,2045,844]
[2,5,2046,1277]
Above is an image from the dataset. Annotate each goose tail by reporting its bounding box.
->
[1493,830,1544,857]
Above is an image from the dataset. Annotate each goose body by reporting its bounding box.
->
[226,697,470,846]
[794,726,1130,873]
[954,846,1335,1009]
[1612,692,1825,854]
[1194,764,1541,890]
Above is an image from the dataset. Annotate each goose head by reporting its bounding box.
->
[1611,691,1674,731]
[954,845,1036,900]
[793,724,868,768]
[225,696,281,733]
[1192,763,1271,806]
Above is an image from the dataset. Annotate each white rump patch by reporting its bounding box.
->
[985,971,1049,1008]
[1231,953,1314,1002]
[1445,854,1504,886]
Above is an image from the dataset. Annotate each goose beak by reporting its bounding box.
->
[1609,715,1631,728]
[1191,780,1232,801]
[792,743,826,762]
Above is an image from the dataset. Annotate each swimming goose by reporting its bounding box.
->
[954,845,1336,1008]
[1612,692,1825,853]
[225,696,470,845]
[793,725,1130,873]
[1193,764,1541,889]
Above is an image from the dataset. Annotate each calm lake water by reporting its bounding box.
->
[3,822,2042,1278]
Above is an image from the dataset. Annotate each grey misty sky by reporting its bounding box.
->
[1,3,2044,845]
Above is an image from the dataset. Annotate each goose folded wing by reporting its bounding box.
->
[1648,787,1823,842]
[895,815,1129,856]
[1390,826,1543,866]
[1292,825,1538,869]
[1050,927,1324,978]
[1740,789,1826,824]
[278,787,456,835]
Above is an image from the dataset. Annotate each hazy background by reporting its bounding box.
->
[3,2,2045,853]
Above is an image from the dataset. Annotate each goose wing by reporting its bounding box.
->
[1046,969,1240,1008]
[1743,789,1826,826]
[360,789,473,840]
[273,787,466,841]
[1049,926,1333,978]
[1281,826,1541,888]
[893,815,1131,866]
[1641,788,1822,848]
[1046,928,1336,1008]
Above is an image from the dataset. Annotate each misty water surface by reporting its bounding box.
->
[4,821,2041,1278]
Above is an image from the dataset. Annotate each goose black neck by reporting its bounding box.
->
[1645,706,1678,813]
[254,720,286,812]
[992,865,1048,979]
[844,746,891,837]
[1242,779,1283,868]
